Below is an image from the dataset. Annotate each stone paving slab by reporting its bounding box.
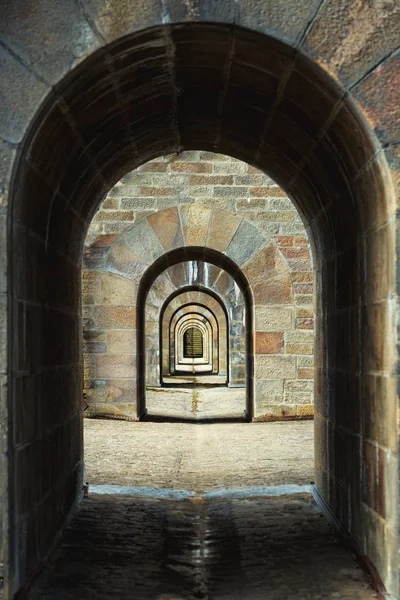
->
[30,494,377,599]
[84,419,315,490]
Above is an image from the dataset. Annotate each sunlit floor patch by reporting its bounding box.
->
[89,484,311,499]
[90,485,196,499]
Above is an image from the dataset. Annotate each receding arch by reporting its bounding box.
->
[137,246,253,420]
[4,17,397,598]
[172,308,217,373]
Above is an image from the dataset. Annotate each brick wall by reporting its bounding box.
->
[83,151,314,420]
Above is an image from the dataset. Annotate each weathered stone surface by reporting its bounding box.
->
[94,306,136,329]
[255,379,284,404]
[255,332,283,354]
[255,306,293,331]
[253,272,293,305]
[106,244,149,280]
[96,271,138,305]
[303,0,400,86]
[242,243,287,286]
[237,0,321,43]
[0,44,49,143]
[80,0,163,43]
[122,218,165,265]
[226,220,268,267]
[96,355,136,378]
[0,138,16,207]
[0,0,101,84]
[255,355,296,379]
[148,207,183,251]
[207,208,242,252]
[107,379,136,403]
[107,330,136,355]
[179,205,211,246]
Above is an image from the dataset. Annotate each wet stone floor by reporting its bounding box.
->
[30,388,377,599]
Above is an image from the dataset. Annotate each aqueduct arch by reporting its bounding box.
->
[1,4,398,598]
[160,286,231,385]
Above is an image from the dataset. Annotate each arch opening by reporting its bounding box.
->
[4,18,397,599]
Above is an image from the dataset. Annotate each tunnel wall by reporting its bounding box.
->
[0,3,399,598]
[82,205,310,421]
[162,290,229,381]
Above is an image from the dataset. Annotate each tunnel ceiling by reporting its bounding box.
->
[18,22,380,258]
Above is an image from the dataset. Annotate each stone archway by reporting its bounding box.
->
[1,8,398,597]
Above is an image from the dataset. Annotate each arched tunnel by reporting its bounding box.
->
[0,2,399,598]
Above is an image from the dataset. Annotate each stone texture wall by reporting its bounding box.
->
[2,4,399,597]
[82,152,314,421]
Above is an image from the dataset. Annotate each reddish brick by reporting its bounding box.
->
[171,162,212,173]
[292,272,313,283]
[249,187,287,197]
[294,236,308,246]
[298,368,314,379]
[275,236,293,246]
[281,247,310,259]
[255,332,284,354]
[189,175,233,185]
[93,234,118,247]
[139,162,168,172]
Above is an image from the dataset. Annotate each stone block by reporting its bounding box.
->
[122,218,165,264]
[96,355,136,379]
[107,379,136,403]
[303,0,400,87]
[255,379,283,404]
[297,404,314,418]
[80,0,163,43]
[0,0,101,83]
[106,244,148,280]
[298,368,314,379]
[284,391,312,405]
[255,355,296,379]
[255,332,283,354]
[286,343,313,355]
[242,242,287,286]
[148,207,183,251]
[207,208,242,252]
[237,0,321,44]
[94,306,136,329]
[255,306,293,332]
[96,271,138,305]
[285,380,314,392]
[179,205,211,246]
[253,272,293,305]
[226,220,267,267]
[0,43,49,143]
[107,330,136,355]
[0,137,16,207]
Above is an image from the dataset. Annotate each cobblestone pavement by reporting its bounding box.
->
[30,493,376,599]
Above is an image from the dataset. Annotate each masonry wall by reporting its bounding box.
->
[83,152,314,420]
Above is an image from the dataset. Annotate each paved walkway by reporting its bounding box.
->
[30,493,376,599]
[84,418,314,489]
[29,391,377,599]
[145,386,246,421]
